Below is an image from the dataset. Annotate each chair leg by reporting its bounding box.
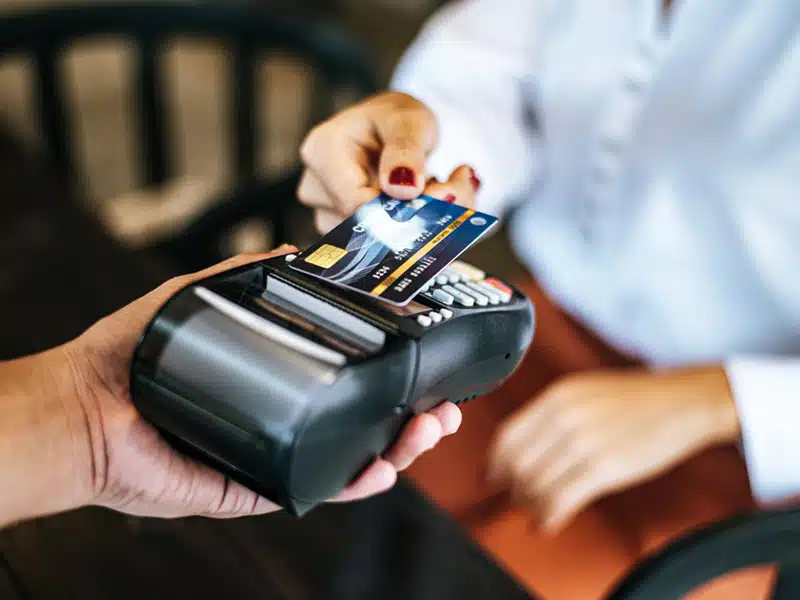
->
[772,565,800,599]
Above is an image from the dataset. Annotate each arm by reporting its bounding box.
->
[0,348,94,528]
[298,0,544,228]
[0,249,460,530]
[487,365,743,531]
[488,357,800,531]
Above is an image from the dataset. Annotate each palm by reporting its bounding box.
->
[94,385,280,518]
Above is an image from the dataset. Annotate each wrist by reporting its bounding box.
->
[690,364,742,445]
[0,345,98,527]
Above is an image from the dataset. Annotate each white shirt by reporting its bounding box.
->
[390,0,800,503]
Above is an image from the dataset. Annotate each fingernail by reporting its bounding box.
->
[469,168,481,191]
[389,166,416,186]
[443,194,456,204]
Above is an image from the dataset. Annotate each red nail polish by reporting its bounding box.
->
[443,194,456,203]
[389,166,416,186]
[469,168,481,191]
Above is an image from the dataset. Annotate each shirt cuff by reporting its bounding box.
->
[725,356,800,504]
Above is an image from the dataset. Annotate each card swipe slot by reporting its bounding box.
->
[193,286,347,368]
[264,276,387,353]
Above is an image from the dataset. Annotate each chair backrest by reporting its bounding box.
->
[605,508,800,600]
[0,2,377,188]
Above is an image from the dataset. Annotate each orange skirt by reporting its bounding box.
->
[406,277,774,599]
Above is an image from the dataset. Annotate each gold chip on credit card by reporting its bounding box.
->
[304,244,348,269]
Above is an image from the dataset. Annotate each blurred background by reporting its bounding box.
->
[2,5,798,600]
[0,6,535,596]
[0,0,526,279]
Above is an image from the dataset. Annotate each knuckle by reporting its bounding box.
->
[296,171,311,201]
[386,91,416,108]
[588,452,619,482]
[383,120,417,150]
[299,124,327,164]
[298,136,314,165]
[372,90,412,110]
[313,210,335,235]
[493,421,519,452]
[572,430,600,459]
[390,91,431,118]
[553,405,584,435]
[386,134,415,153]
[546,378,574,400]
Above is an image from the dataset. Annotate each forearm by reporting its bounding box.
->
[0,347,93,528]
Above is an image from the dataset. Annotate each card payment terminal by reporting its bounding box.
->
[131,253,534,516]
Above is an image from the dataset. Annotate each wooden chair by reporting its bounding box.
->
[0,2,377,270]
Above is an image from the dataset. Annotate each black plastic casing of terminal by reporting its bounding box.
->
[130,255,535,516]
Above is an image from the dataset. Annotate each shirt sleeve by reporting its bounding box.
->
[389,0,543,219]
[725,356,800,504]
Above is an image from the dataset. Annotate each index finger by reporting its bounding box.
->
[538,466,599,533]
[376,105,437,200]
[300,128,379,216]
[329,459,397,503]
[489,399,555,476]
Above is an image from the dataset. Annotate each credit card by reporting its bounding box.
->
[289,193,498,306]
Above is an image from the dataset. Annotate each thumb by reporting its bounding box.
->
[376,102,437,200]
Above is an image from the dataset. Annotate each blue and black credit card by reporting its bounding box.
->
[289,194,498,306]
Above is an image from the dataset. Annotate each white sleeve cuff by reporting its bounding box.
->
[725,356,800,504]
